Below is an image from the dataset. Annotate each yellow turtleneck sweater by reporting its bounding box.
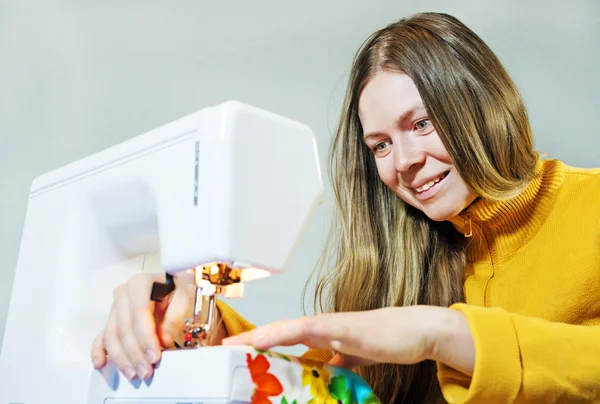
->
[218,159,600,403]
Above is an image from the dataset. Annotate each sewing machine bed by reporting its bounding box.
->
[88,345,380,403]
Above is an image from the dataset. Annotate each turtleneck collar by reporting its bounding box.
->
[447,159,565,260]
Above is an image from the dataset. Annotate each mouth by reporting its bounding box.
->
[412,171,450,195]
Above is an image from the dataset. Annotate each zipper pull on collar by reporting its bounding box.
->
[464,212,473,238]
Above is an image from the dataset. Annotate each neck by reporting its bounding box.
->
[447,160,565,258]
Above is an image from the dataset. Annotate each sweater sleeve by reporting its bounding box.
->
[216,300,333,363]
[437,303,600,403]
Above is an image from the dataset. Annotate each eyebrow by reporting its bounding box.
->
[362,105,427,139]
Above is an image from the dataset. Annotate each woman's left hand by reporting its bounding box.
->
[222,305,475,375]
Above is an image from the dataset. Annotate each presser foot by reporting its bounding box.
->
[182,319,210,348]
[152,263,245,348]
[182,287,218,348]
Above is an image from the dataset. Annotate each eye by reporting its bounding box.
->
[370,141,390,156]
[414,118,432,133]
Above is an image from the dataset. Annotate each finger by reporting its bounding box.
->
[223,317,323,350]
[91,330,107,369]
[103,306,137,381]
[301,313,370,359]
[328,353,345,367]
[114,283,154,380]
[127,273,165,365]
[223,313,367,358]
[328,353,377,369]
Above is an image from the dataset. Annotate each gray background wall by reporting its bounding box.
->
[1,0,599,354]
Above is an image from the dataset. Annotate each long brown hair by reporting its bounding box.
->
[304,12,538,403]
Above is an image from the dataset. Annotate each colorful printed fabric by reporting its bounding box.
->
[245,349,381,404]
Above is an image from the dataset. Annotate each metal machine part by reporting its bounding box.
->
[151,263,243,348]
[184,263,241,348]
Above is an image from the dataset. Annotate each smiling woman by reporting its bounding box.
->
[359,71,478,222]
[285,12,540,401]
[93,11,600,404]
[223,12,600,404]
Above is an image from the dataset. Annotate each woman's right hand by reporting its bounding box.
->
[90,273,196,381]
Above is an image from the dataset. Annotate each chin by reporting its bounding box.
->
[421,205,461,222]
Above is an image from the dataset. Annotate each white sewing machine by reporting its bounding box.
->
[0,101,324,403]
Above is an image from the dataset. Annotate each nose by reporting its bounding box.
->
[393,137,425,173]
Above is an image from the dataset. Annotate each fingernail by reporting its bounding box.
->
[137,364,148,380]
[92,356,102,368]
[124,366,136,381]
[145,349,157,364]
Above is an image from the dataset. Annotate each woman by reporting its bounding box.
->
[91,12,600,403]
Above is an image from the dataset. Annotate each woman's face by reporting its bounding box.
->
[358,71,477,221]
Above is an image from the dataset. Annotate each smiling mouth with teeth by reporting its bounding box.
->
[413,171,449,194]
